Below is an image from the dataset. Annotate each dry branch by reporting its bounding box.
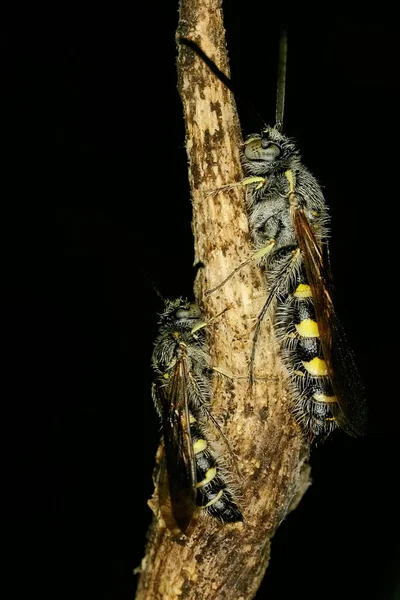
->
[135,1,310,598]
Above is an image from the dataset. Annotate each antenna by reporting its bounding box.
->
[179,32,289,132]
[275,29,288,132]
[139,267,166,304]
[178,36,265,129]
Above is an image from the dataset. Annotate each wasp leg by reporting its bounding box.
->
[206,239,275,295]
[249,248,301,390]
[205,176,267,197]
[212,365,270,383]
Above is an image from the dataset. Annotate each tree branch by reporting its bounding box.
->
[135,1,310,598]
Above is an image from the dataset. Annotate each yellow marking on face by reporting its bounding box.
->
[313,393,337,404]
[196,467,217,488]
[293,283,312,298]
[302,357,328,377]
[254,239,275,260]
[193,439,207,454]
[189,413,197,424]
[163,373,169,380]
[203,489,224,508]
[295,319,320,338]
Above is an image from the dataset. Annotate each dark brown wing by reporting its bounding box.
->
[154,356,198,534]
[293,206,367,436]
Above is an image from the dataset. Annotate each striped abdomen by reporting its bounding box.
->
[190,414,242,522]
[275,270,338,441]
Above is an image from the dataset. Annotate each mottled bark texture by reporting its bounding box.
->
[135,1,309,598]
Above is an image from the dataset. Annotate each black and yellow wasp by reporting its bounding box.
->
[151,298,242,535]
[242,125,367,441]
[181,33,367,442]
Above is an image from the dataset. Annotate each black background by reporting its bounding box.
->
[3,4,400,600]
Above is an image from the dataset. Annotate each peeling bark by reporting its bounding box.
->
[135,1,310,598]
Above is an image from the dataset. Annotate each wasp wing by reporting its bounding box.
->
[293,206,367,436]
[154,356,198,534]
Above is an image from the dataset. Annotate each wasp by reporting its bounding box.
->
[242,126,367,441]
[180,33,367,442]
[151,298,242,535]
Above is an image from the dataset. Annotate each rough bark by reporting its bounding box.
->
[135,1,309,598]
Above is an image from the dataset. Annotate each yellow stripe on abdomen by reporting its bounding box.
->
[313,392,336,404]
[203,489,224,508]
[302,357,328,377]
[193,439,207,454]
[295,319,320,337]
[196,467,217,488]
[293,283,312,298]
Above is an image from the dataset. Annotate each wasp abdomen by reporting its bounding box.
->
[276,278,338,440]
[190,416,242,523]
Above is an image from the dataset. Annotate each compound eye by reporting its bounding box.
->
[176,305,202,320]
[260,140,281,159]
[176,309,191,319]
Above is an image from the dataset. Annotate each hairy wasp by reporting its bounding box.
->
[242,125,367,441]
[151,298,242,536]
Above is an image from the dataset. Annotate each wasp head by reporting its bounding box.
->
[243,126,300,176]
[159,298,204,331]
